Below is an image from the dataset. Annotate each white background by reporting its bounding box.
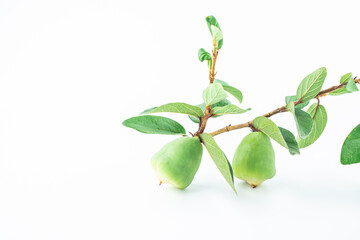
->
[1,0,360,239]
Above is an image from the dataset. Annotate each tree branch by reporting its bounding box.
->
[210,78,360,137]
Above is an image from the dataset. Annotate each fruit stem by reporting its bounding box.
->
[210,78,360,137]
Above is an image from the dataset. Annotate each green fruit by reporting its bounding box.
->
[232,132,275,188]
[151,136,203,189]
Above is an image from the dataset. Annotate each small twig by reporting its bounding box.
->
[209,48,218,84]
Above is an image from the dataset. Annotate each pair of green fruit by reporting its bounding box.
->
[151,131,275,189]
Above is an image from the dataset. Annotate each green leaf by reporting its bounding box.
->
[287,103,313,139]
[188,99,232,123]
[293,109,313,139]
[211,25,223,42]
[207,60,212,69]
[252,116,288,149]
[218,39,224,50]
[213,79,229,86]
[278,127,300,155]
[222,86,243,104]
[346,78,359,92]
[205,15,223,49]
[329,77,358,96]
[200,133,236,193]
[214,79,243,104]
[198,48,212,62]
[329,88,351,96]
[285,95,296,103]
[122,115,186,135]
[206,15,221,34]
[145,102,204,118]
[212,104,250,116]
[285,95,309,109]
[330,73,358,96]
[341,124,360,165]
[296,67,327,102]
[188,103,205,123]
[202,83,228,105]
[297,104,327,148]
[140,107,158,115]
[286,102,295,114]
[340,72,353,84]
[212,98,231,108]
[253,117,299,155]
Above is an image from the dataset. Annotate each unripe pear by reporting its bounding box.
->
[232,132,275,188]
[151,136,203,189]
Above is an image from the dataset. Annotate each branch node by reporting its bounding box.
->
[225,124,231,132]
[249,123,257,132]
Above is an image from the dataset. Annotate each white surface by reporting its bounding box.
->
[1,0,360,239]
